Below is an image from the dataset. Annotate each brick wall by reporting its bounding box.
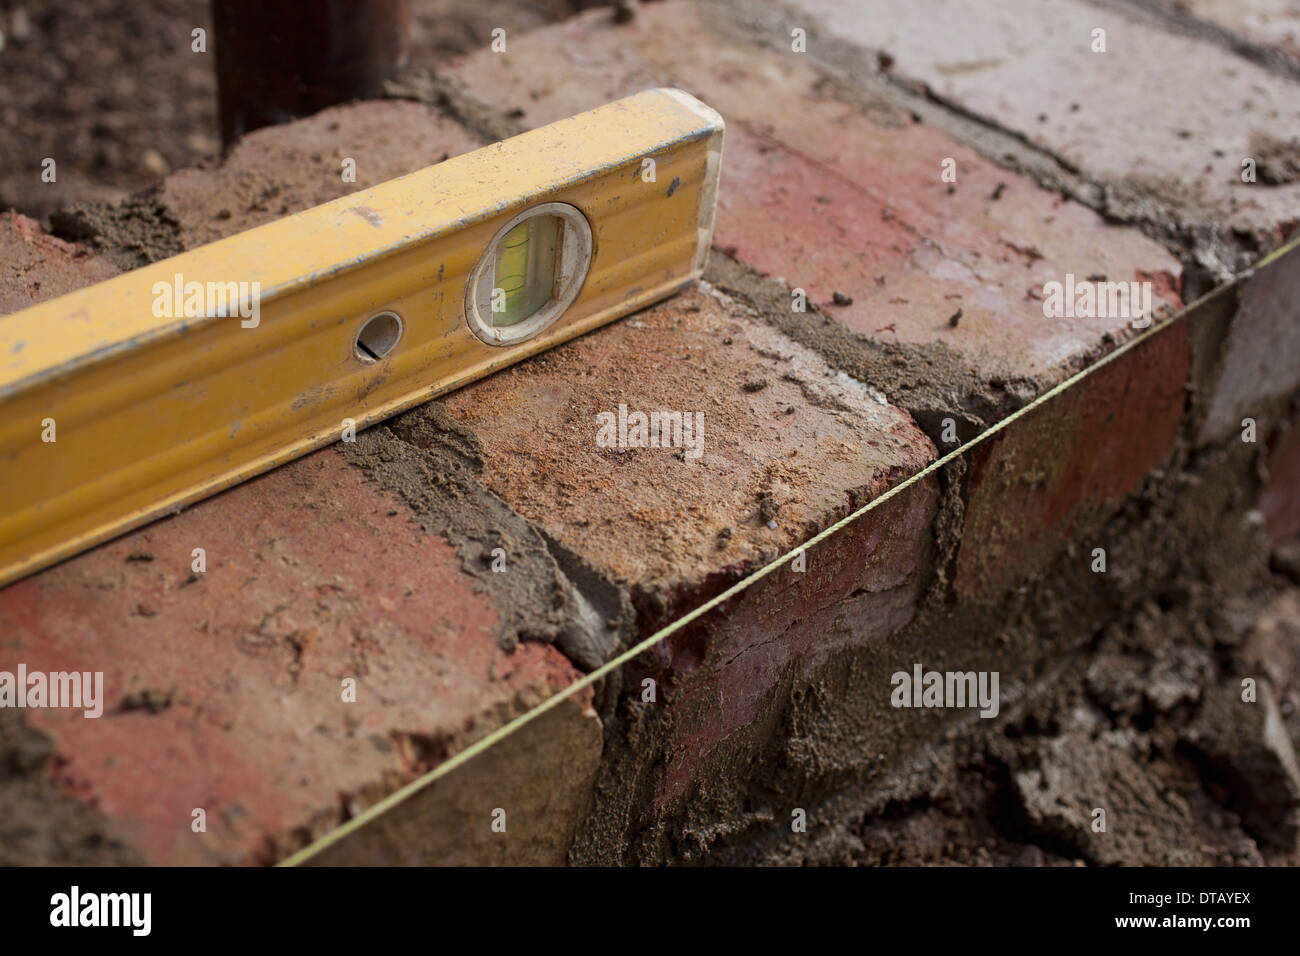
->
[2,0,1298,865]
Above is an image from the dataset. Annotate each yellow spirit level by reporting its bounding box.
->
[0,88,724,586]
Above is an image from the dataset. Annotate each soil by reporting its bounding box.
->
[0,0,218,225]
[48,195,183,269]
[0,0,588,226]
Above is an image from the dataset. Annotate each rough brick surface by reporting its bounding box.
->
[0,211,118,312]
[957,321,1190,598]
[790,0,1300,241]
[0,451,599,864]
[441,0,1182,390]
[161,100,485,249]
[1262,405,1300,545]
[1151,0,1300,67]
[441,284,935,601]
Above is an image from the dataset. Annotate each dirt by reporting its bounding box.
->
[1250,131,1300,186]
[0,0,590,228]
[0,0,219,226]
[48,195,183,270]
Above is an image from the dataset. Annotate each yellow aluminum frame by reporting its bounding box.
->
[0,88,724,587]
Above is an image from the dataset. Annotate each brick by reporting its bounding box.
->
[0,450,599,865]
[441,0,1183,389]
[0,212,118,313]
[1261,405,1300,545]
[1151,0,1300,69]
[789,0,1300,242]
[956,321,1190,597]
[647,479,938,802]
[160,99,484,249]
[440,284,938,792]
[440,284,935,612]
[1198,242,1300,445]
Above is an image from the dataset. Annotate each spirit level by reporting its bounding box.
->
[0,88,724,587]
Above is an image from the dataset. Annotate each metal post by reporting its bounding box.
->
[212,0,410,147]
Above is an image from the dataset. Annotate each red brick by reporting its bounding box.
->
[441,284,935,612]
[441,0,1183,388]
[0,450,599,864]
[0,212,118,313]
[440,284,938,793]
[789,0,1300,243]
[1262,406,1300,545]
[646,479,938,802]
[957,321,1190,598]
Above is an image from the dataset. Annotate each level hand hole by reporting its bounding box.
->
[354,311,403,363]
